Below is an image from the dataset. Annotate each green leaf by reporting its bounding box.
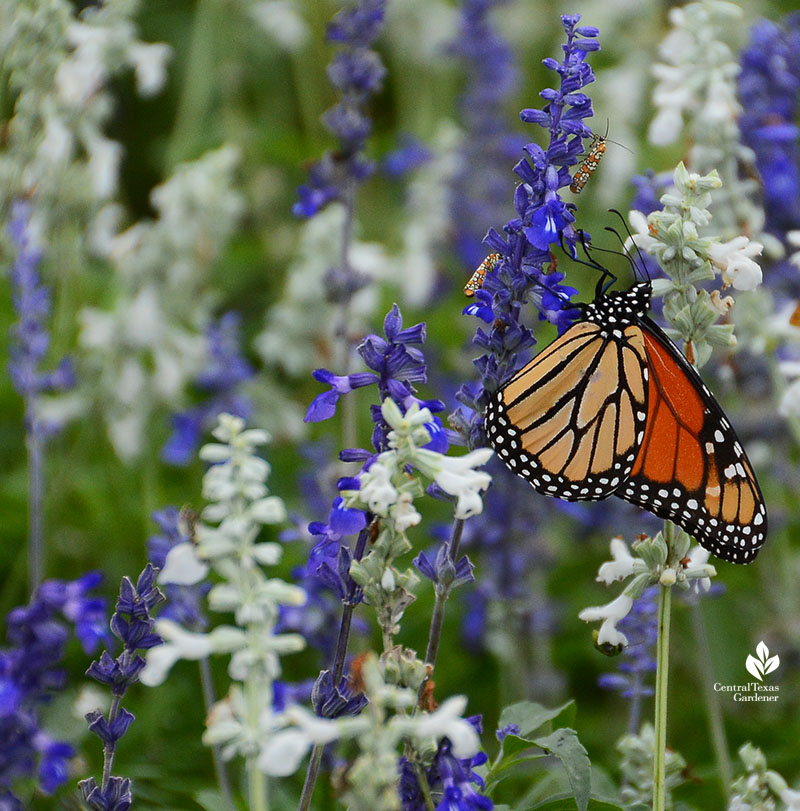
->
[485,735,548,791]
[532,729,591,811]
[498,700,576,738]
[193,789,231,811]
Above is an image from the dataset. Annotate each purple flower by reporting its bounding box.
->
[311,669,368,718]
[79,776,132,811]
[400,716,491,810]
[384,134,432,177]
[414,542,475,590]
[147,508,209,630]
[7,200,74,438]
[630,169,670,216]
[0,574,105,801]
[82,565,165,807]
[305,304,446,454]
[449,0,526,269]
[305,370,380,423]
[456,15,597,449]
[738,15,800,238]
[162,312,253,466]
[496,723,520,742]
[293,0,387,218]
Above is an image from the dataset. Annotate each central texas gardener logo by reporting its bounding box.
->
[746,641,780,682]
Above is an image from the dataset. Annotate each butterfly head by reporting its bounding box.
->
[582,281,652,326]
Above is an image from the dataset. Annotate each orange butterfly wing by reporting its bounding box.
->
[618,318,767,563]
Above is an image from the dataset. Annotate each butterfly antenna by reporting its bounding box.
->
[588,231,640,285]
[606,208,652,283]
[562,229,617,298]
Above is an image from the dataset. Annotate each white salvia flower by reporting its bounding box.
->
[257,706,344,776]
[390,492,422,531]
[248,0,309,50]
[578,593,634,648]
[38,116,74,165]
[381,568,397,591]
[787,231,800,269]
[128,42,171,96]
[597,537,638,584]
[709,237,763,291]
[249,496,287,524]
[405,696,480,759]
[781,788,800,810]
[85,133,123,199]
[159,542,209,586]
[684,545,714,592]
[73,685,109,720]
[387,122,462,306]
[255,206,388,376]
[433,448,493,519]
[140,621,214,686]
[358,461,400,514]
[779,373,800,418]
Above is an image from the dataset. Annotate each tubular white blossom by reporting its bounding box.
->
[579,593,634,648]
[709,237,763,291]
[159,542,209,586]
[433,448,493,519]
[597,537,638,584]
[406,696,481,759]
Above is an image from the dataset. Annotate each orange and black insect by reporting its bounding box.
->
[464,253,502,297]
[570,133,607,195]
[484,238,767,564]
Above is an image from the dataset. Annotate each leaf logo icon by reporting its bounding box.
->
[746,641,780,682]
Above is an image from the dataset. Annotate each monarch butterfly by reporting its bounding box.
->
[484,252,767,564]
[464,253,502,297]
[570,134,607,195]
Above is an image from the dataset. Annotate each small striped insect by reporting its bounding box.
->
[570,134,607,195]
[464,253,502,297]
[484,245,767,564]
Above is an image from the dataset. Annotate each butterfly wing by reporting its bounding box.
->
[485,320,650,500]
[618,317,767,563]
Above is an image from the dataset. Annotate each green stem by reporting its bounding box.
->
[26,427,44,593]
[165,0,226,169]
[198,658,236,811]
[653,582,672,811]
[246,673,269,811]
[411,757,436,811]
[690,601,732,800]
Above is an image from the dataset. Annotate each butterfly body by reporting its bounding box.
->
[485,280,767,563]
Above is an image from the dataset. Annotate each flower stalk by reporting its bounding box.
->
[653,565,672,811]
[298,523,371,811]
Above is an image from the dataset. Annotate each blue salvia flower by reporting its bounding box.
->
[597,585,658,734]
[383,134,432,178]
[293,0,387,219]
[302,305,442,687]
[449,0,525,270]
[162,312,253,466]
[80,566,164,810]
[399,716,491,810]
[455,14,598,449]
[306,304,446,454]
[146,508,209,630]
[738,15,800,238]
[630,170,670,217]
[7,200,74,438]
[0,574,106,803]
